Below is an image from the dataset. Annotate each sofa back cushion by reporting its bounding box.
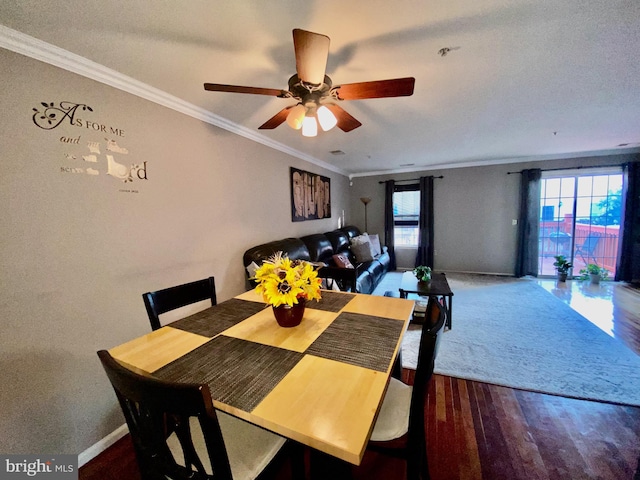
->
[340,226,361,239]
[301,234,334,264]
[324,230,350,255]
[243,238,310,270]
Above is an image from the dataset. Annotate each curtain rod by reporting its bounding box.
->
[507,163,623,175]
[377,175,444,184]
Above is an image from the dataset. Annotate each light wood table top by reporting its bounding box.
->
[108,289,414,465]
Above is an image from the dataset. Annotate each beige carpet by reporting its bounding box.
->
[374,272,640,406]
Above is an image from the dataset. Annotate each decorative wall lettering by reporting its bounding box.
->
[32,101,93,130]
[33,100,145,192]
[60,167,84,174]
[105,139,128,154]
[290,167,331,222]
[106,156,147,183]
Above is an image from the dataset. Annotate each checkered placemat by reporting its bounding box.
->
[305,312,404,372]
[169,298,267,337]
[154,335,304,412]
[308,291,356,312]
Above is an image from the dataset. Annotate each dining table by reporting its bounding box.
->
[108,288,415,477]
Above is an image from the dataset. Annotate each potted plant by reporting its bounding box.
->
[579,263,609,284]
[552,255,573,282]
[413,265,432,283]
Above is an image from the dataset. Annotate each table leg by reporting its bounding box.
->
[443,295,452,329]
[391,350,402,380]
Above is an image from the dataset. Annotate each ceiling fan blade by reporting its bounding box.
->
[258,106,294,130]
[204,83,288,97]
[293,29,330,86]
[325,104,362,132]
[334,77,415,100]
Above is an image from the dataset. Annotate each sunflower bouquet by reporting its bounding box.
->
[253,252,322,307]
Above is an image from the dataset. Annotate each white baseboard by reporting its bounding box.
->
[394,268,514,277]
[443,269,514,277]
[78,423,129,467]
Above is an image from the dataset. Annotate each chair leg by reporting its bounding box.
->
[421,448,431,480]
[406,440,430,480]
[289,441,307,480]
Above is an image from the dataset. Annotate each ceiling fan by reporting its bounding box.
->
[204,29,415,137]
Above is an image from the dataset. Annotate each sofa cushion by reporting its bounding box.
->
[243,238,310,268]
[366,259,386,280]
[340,225,361,239]
[356,270,373,294]
[376,250,391,271]
[301,234,334,264]
[324,230,350,255]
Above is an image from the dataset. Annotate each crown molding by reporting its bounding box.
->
[349,147,640,178]
[0,25,347,176]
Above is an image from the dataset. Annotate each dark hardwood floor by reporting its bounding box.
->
[80,279,640,480]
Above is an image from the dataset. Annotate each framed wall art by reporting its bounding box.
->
[290,167,331,222]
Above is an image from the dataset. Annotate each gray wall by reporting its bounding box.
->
[350,154,636,274]
[0,49,350,456]
[2,45,636,459]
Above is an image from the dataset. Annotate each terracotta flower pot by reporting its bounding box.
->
[272,299,306,327]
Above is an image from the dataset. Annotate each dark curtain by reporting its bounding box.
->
[415,176,434,267]
[616,161,640,282]
[384,180,397,271]
[515,169,541,277]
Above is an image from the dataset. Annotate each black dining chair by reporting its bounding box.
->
[362,295,446,480]
[97,350,302,480]
[143,277,217,331]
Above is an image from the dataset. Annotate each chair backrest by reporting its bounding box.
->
[408,296,446,441]
[579,236,600,253]
[143,277,217,330]
[97,350,233,480]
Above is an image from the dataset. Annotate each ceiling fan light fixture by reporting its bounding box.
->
[317,105,337,131]
[301,115,318,137]
[204,29,415,136]
[286,104,306,130]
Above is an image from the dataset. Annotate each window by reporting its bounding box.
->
[538,169,623,276]
[393,185,420,247]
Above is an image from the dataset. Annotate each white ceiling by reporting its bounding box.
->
[2,0,639,177]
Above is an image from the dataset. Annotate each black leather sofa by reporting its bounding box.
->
[242,226,391,294]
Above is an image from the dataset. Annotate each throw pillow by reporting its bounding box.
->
[332,254,354,269]
[351,241,374,263]
[350,233,370,246]
[368,234,382,257]
[246,261,260,278]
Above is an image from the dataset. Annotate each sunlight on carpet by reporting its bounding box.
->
[377,272,640,406]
